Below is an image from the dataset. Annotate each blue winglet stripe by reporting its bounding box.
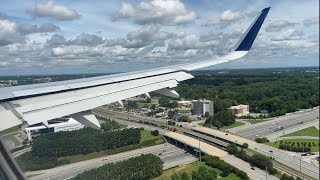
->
[235,7,270,51]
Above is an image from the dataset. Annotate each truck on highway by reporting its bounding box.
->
[273,126,283,132]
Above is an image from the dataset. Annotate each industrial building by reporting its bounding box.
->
[228,104,249,117]
[192,99,214,116]
[25,118,84,141]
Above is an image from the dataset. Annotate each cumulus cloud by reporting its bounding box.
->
[204,10,240,27]
[67,33,104,46]
[46,34,66,47]
[28,1,81,21]
[265,20,297,32]
[168,34,219,50]
[124,26,171,48]
[0,61,10,67]
[303,17,319,27]
[17,23,60,34]
[0,20,24,46]
[113,0,197,26]
[271,29,304,41]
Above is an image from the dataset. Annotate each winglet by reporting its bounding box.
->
[234,7,270,51]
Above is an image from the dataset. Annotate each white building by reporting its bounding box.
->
[228,104,249,117]
[192,99,214,116]
[25,118,85,141]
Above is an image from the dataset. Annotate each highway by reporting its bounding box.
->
[194,126,319,179]
[96,108,320,179]
[104,117,279,180]
[231,107,319,140]
[26,143,196,180]
[222,155,278,180]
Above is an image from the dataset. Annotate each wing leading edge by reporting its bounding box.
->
[0,7,270,131]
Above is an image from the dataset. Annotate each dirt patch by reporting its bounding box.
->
[175,164,187,172]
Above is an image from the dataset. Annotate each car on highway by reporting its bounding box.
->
[297,121,303,124]
[251,167,255,170]
[102,157,108,161]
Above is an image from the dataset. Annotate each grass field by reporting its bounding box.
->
[153,161,240,180]
[248,119,268,124]
[283,126,319,137]
[2,133,21,146]
[266,139,319,152]
[0,125,20,137]
[223,121,245,129]
[136,98,158,108]
[140,129,164,142]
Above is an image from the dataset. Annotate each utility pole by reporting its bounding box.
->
[265,166,268,180]
[300,156,305,180]
[199,137,201,163]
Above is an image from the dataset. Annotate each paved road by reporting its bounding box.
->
[95,109,319,179]
[231,107,319,139]
[195,126,319,179]
[11,147,32,158]
[26,143,196,180]
[266,121,319,140]
[222,155,278,180]
[107,117,279,180]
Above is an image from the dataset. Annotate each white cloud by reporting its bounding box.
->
[303,17,319,27]
[0,61,10,67]
[124,26,171,48]
[113,0,197,26]
[18,23,60,34]
[204,10,240,27]
[28,1,81,21]
[168,34,219,50]
[0,20,24,46]
[265,20,297,32]
[67,33,104,46]
[271,29,304,41]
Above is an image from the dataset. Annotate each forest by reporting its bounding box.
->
[72,154,163,180]
[176,68,319,117]
[201,155,249,180]
[32,128,141,157]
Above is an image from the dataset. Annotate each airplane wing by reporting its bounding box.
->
[0,7,270,131]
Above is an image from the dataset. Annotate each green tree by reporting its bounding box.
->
[242,143,249,149]
[181,172,190,180]
[192,167,217,180]
[180,115,190,122]
[226,144,239,155]
[146,98,151,103]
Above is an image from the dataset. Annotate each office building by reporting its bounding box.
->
[192,99,214,116]
[228,104,249,117]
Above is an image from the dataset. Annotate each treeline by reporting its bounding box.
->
[176,69,319,116]
[278,141,317,152]
[158,97,178,108]
[96,116,122,131]
[226,144,277,174]
[205,110,235,128]
[72,154,163,180]
[32,128,140,157]
[202,155,249,179]
[171,166,217,180]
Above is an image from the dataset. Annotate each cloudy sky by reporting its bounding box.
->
[0,0,319,75]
